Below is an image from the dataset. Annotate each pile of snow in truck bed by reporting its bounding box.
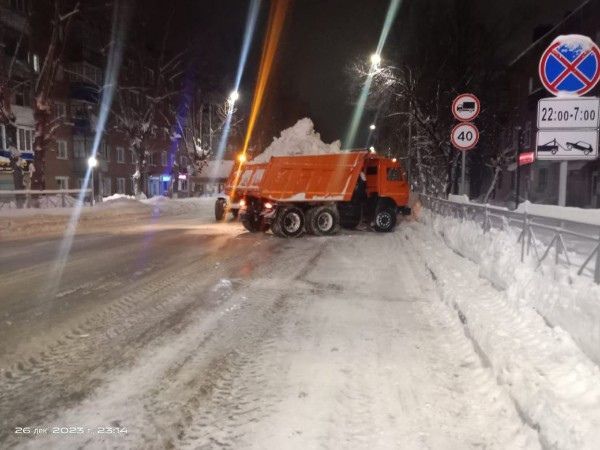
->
[252,118,341,163]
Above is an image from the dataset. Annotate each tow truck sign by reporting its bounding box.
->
[536,129,599,160]
[451,93,480,121]
[539,35,600,96]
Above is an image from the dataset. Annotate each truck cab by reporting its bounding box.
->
[364,155,410,209]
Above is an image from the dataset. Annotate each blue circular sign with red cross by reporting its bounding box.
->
[539,35,600,96]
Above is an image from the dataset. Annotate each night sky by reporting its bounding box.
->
[138,0,587,147]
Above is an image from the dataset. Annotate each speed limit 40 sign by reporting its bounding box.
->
[451,122,479,150]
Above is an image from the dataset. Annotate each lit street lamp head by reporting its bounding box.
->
[369,124,376,130]
[370,53,381,66]
[229,90,240,103]
[369,146,376,153]
[87,156,98,168]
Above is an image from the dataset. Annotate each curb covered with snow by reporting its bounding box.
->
[406,220,600,449]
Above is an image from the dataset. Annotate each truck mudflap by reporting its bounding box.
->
[398,206,412,216]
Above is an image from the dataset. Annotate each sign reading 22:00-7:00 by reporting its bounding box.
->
[537,97,600,129]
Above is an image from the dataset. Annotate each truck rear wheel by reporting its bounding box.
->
[373,207,397,232]
[275,206,305,238]
[306,205,339,236]
[215,198,226,221]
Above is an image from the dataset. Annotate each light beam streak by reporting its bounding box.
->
[227,0,290,205]
[44,0,130,296]
[210,0,261,180]
[343,0,401,150]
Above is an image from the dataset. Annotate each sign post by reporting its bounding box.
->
[451,94,480,195]
[537,34,600,206]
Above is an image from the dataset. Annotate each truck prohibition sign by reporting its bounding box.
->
[451,122,479,150]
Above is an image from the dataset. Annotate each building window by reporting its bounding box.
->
[10,0,26,12]
[161,151,167,166]
[0,125,5,149]
[148,152,154,165]
[14,84,31,107]
[78,178,85,189]
[101,178,112,196]
[116,146,125,163]
[528,76,533,95]
[69,62,102,85]
[57,140,68,159]
[117,177,126,194]
[73,137,87,158]
[54,101,67,119]
[131,149,136,164]
[523,121,532,149]
[55,176,69,190]
[537,168,548,192]
[181,155,188,167]
[102,142,110,161]
[17,127,33,152]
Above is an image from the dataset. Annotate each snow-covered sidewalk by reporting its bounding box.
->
[406,218,600,449]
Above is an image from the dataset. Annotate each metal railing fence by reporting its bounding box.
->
[420,194,600,283]
[0,189,93,209]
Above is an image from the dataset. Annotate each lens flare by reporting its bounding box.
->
[44,0,130,296]
[227,0,290,205]
[210,0,261,180]
[343,0,401,150]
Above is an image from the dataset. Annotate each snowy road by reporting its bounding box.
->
[0,213,545,448]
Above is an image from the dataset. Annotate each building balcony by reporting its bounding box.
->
[69,82,99,104]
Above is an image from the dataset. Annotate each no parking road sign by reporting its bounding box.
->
[539,34,600,96]
[451,122,479,151]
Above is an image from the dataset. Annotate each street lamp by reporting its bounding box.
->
[369,124,376,130]
[370,53,381,66]
[369,146,376,153]
[88,156,98,205]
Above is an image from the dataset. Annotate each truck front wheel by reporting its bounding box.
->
[275,206,305,238]
[306,205,339,236]
[373,207,397,232]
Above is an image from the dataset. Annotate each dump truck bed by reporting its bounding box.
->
[228,152,368,202]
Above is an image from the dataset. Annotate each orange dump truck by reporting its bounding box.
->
[214,151,410,237]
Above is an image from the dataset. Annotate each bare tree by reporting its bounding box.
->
[111,42,185,197]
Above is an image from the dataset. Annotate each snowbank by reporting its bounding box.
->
[252,118,341,163]
[421,208,600,366]
[1,196,216,240]
[408,221,600,449]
